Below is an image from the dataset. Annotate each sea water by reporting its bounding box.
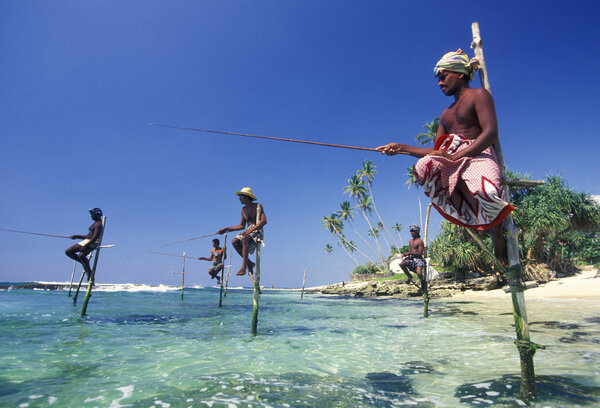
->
[1,285,599,407]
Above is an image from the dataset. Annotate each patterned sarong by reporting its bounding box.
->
[235,224,264,255]
[414,134,514,230]
[209,261,223,272]
[405,256,425,272]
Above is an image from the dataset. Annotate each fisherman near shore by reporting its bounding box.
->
[377,49,514,264]
[217,187,267,276]
[399,225,424,284]
[65,208,103,281]
[197,238,225,284]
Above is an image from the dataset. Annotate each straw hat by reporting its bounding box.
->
[235,187,257,201]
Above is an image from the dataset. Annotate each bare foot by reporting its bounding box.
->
[236,267,246,276]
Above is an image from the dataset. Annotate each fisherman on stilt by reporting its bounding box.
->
[399,225,425,285]
[197,238,226,284]
[377,49,514,264]
[65,208,103,282]
[217,187,266,276]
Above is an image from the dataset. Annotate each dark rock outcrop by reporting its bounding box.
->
[319,275,501,299]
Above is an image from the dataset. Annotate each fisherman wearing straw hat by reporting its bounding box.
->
[65,208,103,281]
[217,187,267,276]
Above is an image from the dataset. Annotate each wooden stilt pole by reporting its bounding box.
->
[251,204,262,336]
[180,251,186,300]
[219,234,227,307]
[81,216,107,316]
[422,203,433,317]
[300,266,308,299]
[72,268,87,304]
[169,251,186,300]
[223,256,231,297]
[68,260,77,297]
[471,22,542,398]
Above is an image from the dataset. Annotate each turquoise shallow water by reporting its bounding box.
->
[1,285,599,407]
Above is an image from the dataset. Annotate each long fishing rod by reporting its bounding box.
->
[128,233,218,258]
[149,123,409,154]
[0,228,71,239]
[149,250,203,260]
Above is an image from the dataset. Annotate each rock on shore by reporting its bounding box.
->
[315,275,502,298]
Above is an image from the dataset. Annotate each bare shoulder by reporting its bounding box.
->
[471,87,493,102]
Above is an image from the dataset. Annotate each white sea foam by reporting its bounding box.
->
[109,385,134,408]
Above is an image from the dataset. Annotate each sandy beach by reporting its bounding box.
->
[451,266,600,301]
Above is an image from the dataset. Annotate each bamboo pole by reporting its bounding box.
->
[219,234,227,307]
[224,255,232,297]
[81,216,107,316]
[251,204,262,336]
[68,260,77,297]
[471,22,542,398]
[169,251,187,300]
[300,266,308,299]
[180,251,186,300]
[72,268,87,304]
[422,203,433,317]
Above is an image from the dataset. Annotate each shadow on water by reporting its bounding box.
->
[435,306,479,317]
[455,374,600,406]
[585,316,600,324]
[529,321,582,330]
[85,314,193,325]
[128,371,436,408]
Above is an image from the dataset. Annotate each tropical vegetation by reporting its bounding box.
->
[430,174,600,277]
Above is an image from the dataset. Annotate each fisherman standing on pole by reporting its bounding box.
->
[217,187,266,276]
[377,49,514,264]
[197,238,226,284]
[65,208,103,282]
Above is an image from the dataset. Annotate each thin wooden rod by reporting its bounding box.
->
[149,250,203,259]
[129,233,217,257]
[0,228,70,239]
[149,123,407,154]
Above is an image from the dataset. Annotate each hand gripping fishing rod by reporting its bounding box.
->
[149,123,409,154]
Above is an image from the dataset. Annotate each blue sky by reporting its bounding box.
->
[1,1,599,288]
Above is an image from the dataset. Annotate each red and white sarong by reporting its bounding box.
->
[414,134,514,230]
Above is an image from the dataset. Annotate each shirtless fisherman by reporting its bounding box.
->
[65,208,103,282]
[377,49,514,263]
[399,225,425,284]
[197,238,226,284]
[217,187,267,276]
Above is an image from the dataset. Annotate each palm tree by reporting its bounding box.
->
[358,161,398,249]
[357,195,388,272]
[337,201,377,256]
[415,117,439,147]
[321,214,378,267]
[324,244,334,254]
[406,164,423,230]
[368,227,380,239]
[343,173,368,202]
[514,175,600,266]
[392,222,404,245]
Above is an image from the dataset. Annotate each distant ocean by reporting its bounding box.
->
[1,283,599,407]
